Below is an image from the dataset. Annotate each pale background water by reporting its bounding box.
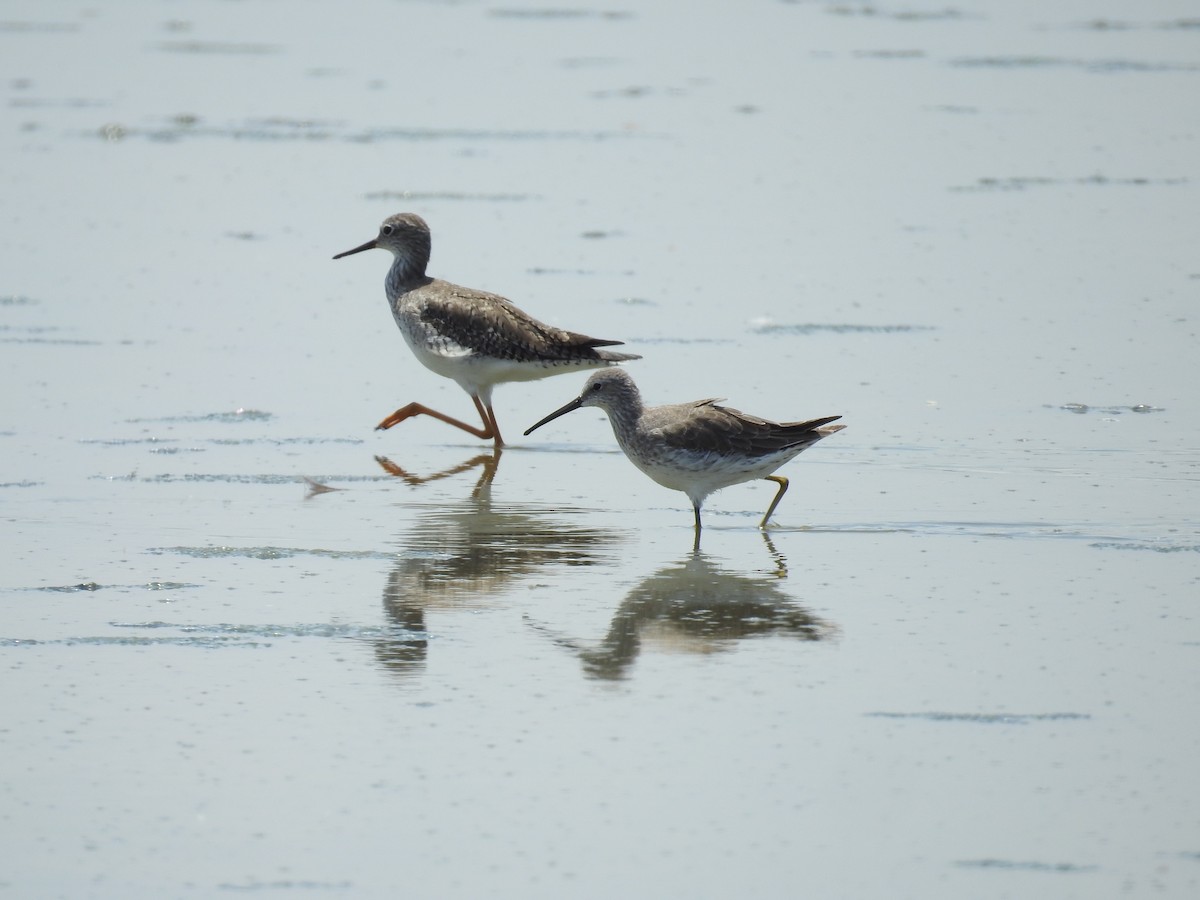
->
[2,0,1198,897]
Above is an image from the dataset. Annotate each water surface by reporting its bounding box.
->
[2,0,1198,897]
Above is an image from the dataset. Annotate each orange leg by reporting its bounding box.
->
[477,397,504,448]
[375,396,505,448]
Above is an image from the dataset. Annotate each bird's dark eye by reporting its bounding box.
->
[590,382,603,392]
[381,224,394,236]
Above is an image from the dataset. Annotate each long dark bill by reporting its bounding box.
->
[523,397,584,436]
[332,238,378,260]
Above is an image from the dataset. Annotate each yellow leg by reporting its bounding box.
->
[760,475,789,528]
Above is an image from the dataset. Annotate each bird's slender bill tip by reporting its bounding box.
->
[332,238,378,260]
[523,397,583,436]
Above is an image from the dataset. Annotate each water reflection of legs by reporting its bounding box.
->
[689,531,787,576]
[374,447,501,497]
[760,531,788,578]
[692,512,797,563]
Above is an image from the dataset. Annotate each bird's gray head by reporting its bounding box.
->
[523,368,641,436]
[575,368,640,411]
[333,212,432,273]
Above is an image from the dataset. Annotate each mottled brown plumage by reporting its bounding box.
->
[417,287,628,364]
[334,213,638,446]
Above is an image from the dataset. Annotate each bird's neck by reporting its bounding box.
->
[604,386,644,435]
[385,254,428,297]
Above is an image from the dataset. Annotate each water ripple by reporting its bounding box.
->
[122,473,388,485]
[951,55,1200,73]
[867,712,1091,724]
[1,635,266,648]
[2,621,423,650]
[364,190,540,202]
[953,174,1186,192]
[955,859,1099,873]
[153,40,281,55]
[751,322,934,335]
[149,545,398,561]
[93,119,647,144]
[113,621,424,640]
[1089,541,1200,554]
[125,409,273,424]
[1055,402,1163,415]
[20,581,201,593]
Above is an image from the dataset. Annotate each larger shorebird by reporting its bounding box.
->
[334,213,639,447]
[525,369,845,547]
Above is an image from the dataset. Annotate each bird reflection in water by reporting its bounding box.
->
[530,541,837,680]
[371,449,624,677]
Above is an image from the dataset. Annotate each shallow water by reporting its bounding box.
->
[2,0,1198,897]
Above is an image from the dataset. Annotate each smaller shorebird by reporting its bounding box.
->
[334,213,639,447]
[524,369,844,545]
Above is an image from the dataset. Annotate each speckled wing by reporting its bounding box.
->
[653,400,842,458]
[417,286,638,363]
